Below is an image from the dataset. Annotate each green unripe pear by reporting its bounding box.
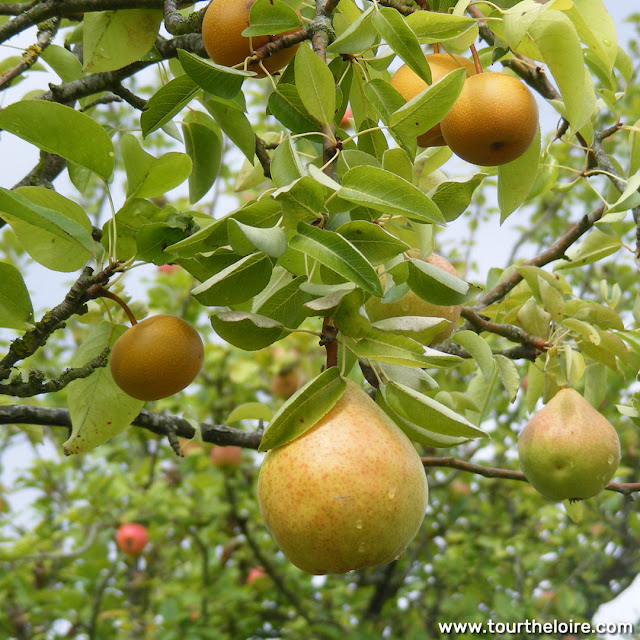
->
[518,388,620,501]
[257,380,428,574]
[110,315,204,401]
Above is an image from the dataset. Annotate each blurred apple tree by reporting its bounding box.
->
[1,0,640,638]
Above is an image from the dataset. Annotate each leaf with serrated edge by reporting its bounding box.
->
[385,381,488,439]
[258,368,346,451]
[64,323,144,455]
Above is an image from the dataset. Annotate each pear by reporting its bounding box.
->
[518,388,620,501]
[390,53,477,148]
[257,380,428,574]
[365,252,461,344]
[440,72,538,166]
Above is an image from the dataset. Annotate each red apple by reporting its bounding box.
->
[210,445,243,468]
[340,107,353,129]
[246,566,268,586]
[116,523,149,555]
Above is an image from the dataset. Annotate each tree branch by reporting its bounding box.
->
[421,457,640,496]
[0,405,262,448]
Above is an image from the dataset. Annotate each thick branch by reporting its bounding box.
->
[11,151,67,190]
[477,205,605,309]
[0,405,262,448]
[421,457,640,496]
[460,307,552,352]
[163,0,206,35]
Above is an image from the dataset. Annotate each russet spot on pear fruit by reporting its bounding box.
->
[440,72,539,166]
[257,380,428,574]
[202,0,300,78]
[390,53,476,148]
[518,388,620,501]
[110,315,204,401]
[365,252,462,345]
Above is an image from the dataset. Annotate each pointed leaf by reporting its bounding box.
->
[294,44,335,127]
[406,257,479,305]
[244,0,301,36]
[336,220,410,265]
[0,262,33,330]
[339,166,444,224]
[258,368,346,451]
[141,74,199,137]
[178,49,250,99]
[210,311,284,350]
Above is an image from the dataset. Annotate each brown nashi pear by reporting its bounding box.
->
[518,388,620,501]
[441,72,538,166]
[202,0,300,78]
[257,380,428,574]
[110,315,204,401]
[390,53,476,147]
[365,252,462,344]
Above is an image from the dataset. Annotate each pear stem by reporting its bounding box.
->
[470,44,483,74]
[98,289,138,326]
[320,317,338,369]
[433,42,439,54]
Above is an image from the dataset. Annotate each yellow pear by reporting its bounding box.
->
[257,380,428,574]
[110,315,204,401]
[440,72,538,166]
[365,252,461,344]
[201,0,300,78]
[390,53,476,147]
[518,388,620,501]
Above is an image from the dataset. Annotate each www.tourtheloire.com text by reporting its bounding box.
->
[437,620,635,635]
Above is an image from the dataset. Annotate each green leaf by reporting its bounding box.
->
[268,83,322,135]
[498,127,540,221]
[0,262,33,330]
[528,11,589,131]
[64,323,144,455]
[182,112,222,204]
[452,331,495,382]
[606,174,640,213]
[431,173,485,222]
[258,368,346,451]
[354,329,461,368]
[370,316,449,347]
[271,137,304,187]
[406,257,479,305]
[372,8,431,84]
[494,354,520,403]
[405,11,476,43]
[243,0,301,36]
[554,229,621,270]
[191,253,273,306]
[227,402,274,423]
[294,44,336,127]
[178,49,250,99]
[289,222,382,295]
[0,100,114,180]
[206,96,256,162]
[339,166,444,224]
[254,275,313,329]
[0,188,94,271]
[564,300,623,331]
[516,265,568,301]
[41,44,84,82]
[121,133,192,199]
[210,311,284,350]
[327,5,377,54]
[140,74,199,138]
[384,381,488,439]
[389,67,465,140]
[83,9,162,72]
[376,390,468,447]
[539,276,564,322]
[228,219,287,258]
[336,221,409,265]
